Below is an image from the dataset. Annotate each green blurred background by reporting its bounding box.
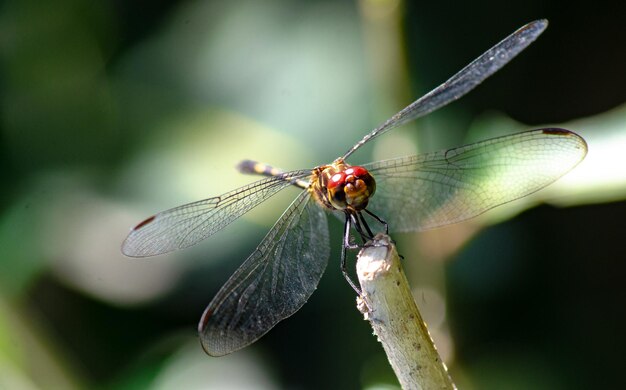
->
[1,0,625,389]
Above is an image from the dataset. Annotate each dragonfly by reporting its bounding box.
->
[122,19,588,356]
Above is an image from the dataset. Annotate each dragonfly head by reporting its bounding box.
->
[326,165,376,211]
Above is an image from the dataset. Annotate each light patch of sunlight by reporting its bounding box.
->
[363,384,401,390]
[119,108,313,228]
[0,357,39,390]
[413,287,446,328]
[164,0,367,153]
[38,174,181,305]
[371,129,419,162]
[430,324,454,366]
[413,287,455,364]
[416,223,479,262]
[151,342,278,390]
[360,0,402,21]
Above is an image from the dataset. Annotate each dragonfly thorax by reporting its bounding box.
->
[311,159,376,212]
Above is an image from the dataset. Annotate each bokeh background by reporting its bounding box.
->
[1,0,625,389]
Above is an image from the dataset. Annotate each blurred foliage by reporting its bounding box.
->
[1,0,625,389]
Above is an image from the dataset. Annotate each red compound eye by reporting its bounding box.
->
[349,166,369,178]
[328,172,346,189]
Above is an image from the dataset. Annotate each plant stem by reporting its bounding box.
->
[356,233,455,390]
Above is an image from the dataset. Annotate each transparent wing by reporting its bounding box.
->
[198,190,329,356]
[122,170,311,257]
[363,129,587,232]
[343,20,548,159]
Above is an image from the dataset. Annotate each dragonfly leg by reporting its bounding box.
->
[342,215,374,312]
[357,212,375,239]
[341,215,364,296]
[363,208,388,234]
[361,209,404,258]
[350,213,371,244]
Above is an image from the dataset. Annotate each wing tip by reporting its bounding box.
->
[541,128,588,154]
[120,215,158,257]
[534,18,549,29]
[198,308,236,357]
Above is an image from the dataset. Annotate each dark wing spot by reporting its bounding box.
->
[542,128,572,136]
[198,308,213,331]
[133,215,155,230]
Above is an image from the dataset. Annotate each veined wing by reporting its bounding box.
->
[122,170,311,257]
[364,129,587,232]
[199,189,329,356]
[343,20,548,159]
